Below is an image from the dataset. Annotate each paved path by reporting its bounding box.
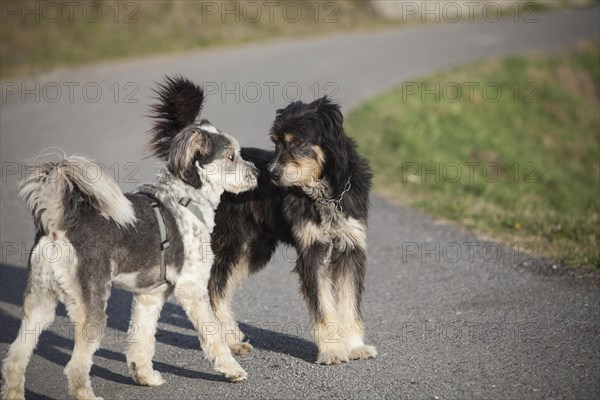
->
[1,6,599,399]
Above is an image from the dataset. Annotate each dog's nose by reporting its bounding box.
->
[270,168,281,182]
[268,164,281,181]
[271,171,280,182]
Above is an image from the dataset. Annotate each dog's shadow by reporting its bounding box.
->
[0,263,225,384]
[160,302,318,363]
[240,322,318,363]
[1,262,317,386]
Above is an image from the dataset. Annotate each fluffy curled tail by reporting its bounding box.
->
[19,156,137,233]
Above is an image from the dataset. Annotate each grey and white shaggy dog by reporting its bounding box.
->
[1,77,259,400]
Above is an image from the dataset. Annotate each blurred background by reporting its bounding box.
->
[2,0,598,267]
[0,0,593,78]
[1,1,599,399]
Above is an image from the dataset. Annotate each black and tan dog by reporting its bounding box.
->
[212,97,377,364]
[146,77,378,365]
[2,77,259,400]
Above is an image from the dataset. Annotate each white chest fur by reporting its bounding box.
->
[294,203,367,253]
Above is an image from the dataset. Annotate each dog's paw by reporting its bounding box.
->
[215,358,248,382]
[349,345,378,360]
[132,370,165,386]
[230,342,253,356]
[1,386,25,400]
[316,348,349,365]
[72,389,103,400]
[2,364,25,400]
[222,364,248,382]
[225,367,248,382]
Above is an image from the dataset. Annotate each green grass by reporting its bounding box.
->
[346,42,600,268]
[0,0,396,78]
[0,0,584,79]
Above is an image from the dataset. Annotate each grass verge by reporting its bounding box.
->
[0,1,583,79]
[0,0,396,78]
[346,41,600,268]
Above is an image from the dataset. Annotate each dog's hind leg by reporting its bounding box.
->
[63,275,110,400]
[126,287,172,386]
[1,271,58,400]
[332,249,377,361]
[175,276,247,382]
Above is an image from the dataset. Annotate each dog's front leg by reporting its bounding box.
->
[294,243,349,365]
[209,257,253,356]
[212,293,253,356]
[174,278,247,382]
[331,249,378,361]
[126,288,172,386]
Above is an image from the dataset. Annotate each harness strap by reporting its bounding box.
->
[140,193,169,285]
[138,194,206,287]
[178,197,206,226]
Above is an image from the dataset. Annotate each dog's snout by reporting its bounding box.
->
[269,165,281,182]
[243,161,260,180]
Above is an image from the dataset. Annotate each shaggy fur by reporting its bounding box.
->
[141,77,377,365]
[1,77,259,400]
[210,98,378,364]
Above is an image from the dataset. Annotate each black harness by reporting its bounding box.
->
[139,193,206,287]
[139,193,170,285]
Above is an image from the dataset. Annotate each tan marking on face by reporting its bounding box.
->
[283,133,295,143]
[280,145,326,187]
[283,158,320,185]
[312,145,325,167]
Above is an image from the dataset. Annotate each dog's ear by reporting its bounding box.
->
[311,96,351,195]
[147,76,205,160]
[168,129,211,187]
[312,96,344,143]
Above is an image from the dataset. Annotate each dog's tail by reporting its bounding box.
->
[147,75,205,161]
[20,156,137,233]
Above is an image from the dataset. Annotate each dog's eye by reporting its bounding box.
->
[228,154,234,161]
[292,138,301,147]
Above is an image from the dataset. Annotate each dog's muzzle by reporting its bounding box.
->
[243,163,260,189]
[251,165,260,179]
[268,163,282,183]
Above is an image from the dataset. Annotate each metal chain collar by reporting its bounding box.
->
[318,175,352,213]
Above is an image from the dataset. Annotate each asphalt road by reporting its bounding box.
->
[1,6,599,400]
